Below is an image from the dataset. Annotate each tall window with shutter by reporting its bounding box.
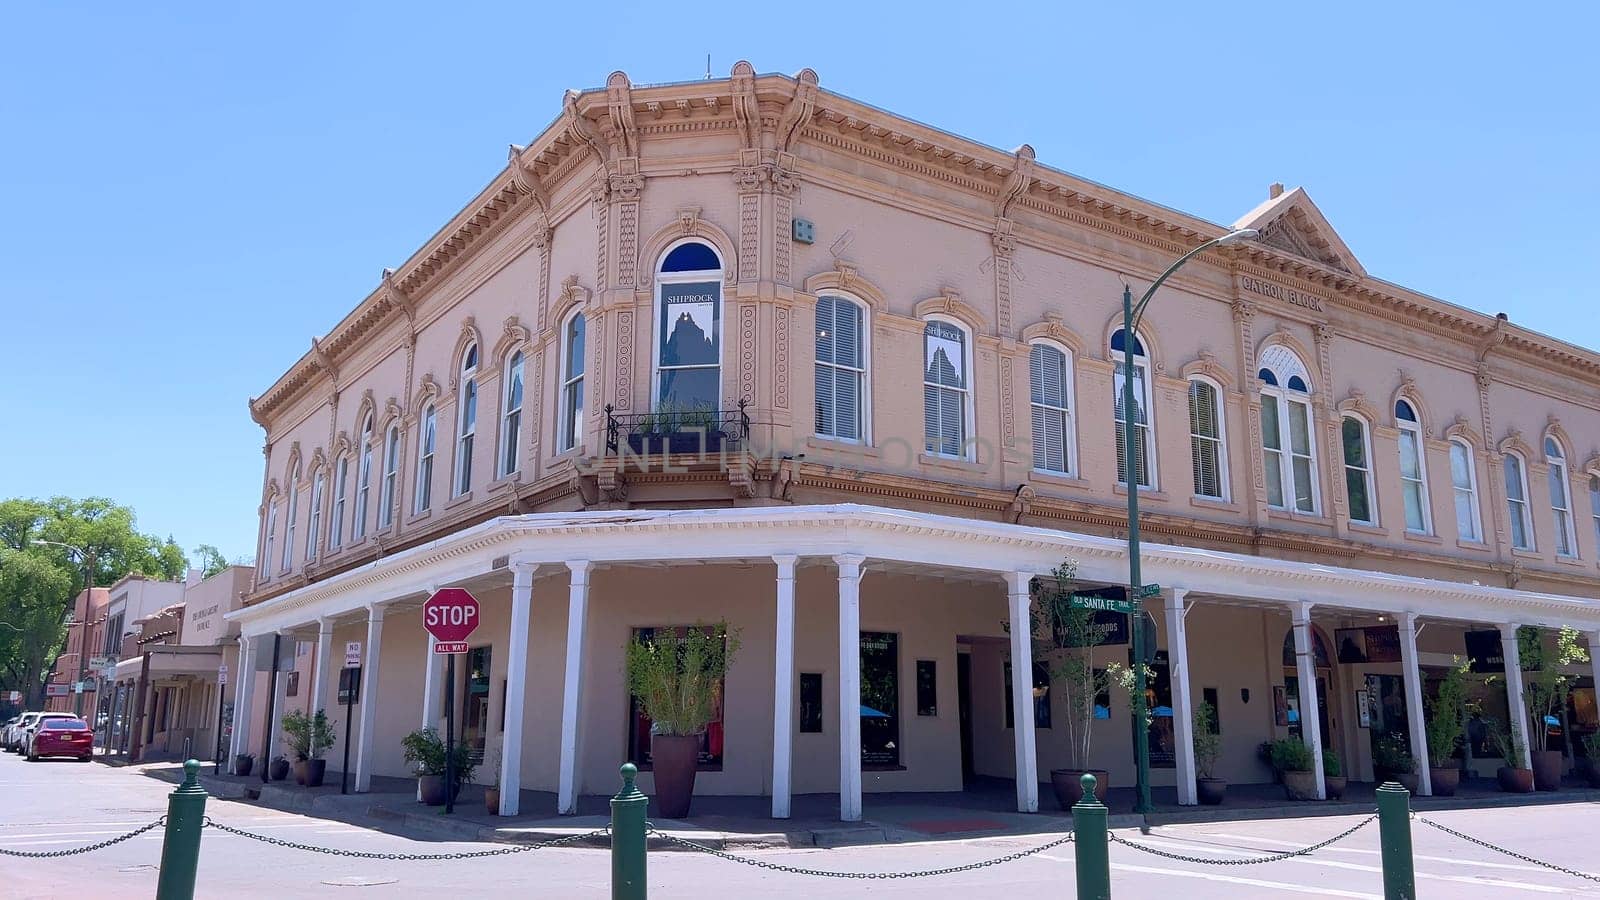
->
[1342,416,1376,525]
[1188,378,1225,499]
[1396,400,1431,534]
[1449,439,1481,542]
[923,319,970,458]
[1029,342,1073,474]
[1546,436,1576,557]
[815,296,865,442]
[1111,328,1154,488]
[1257,346,1318,513]
[1504,452,1533,550]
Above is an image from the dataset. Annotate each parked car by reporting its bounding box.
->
[11,712,77,754]
[1,717,17,749]
[5,712,41,752]
[26,717,93,761]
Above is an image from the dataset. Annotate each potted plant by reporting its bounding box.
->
[402,727,476,806]
[1578,733,1600,789]
[483,741,502,815]
[1323,748,1346,800]
[1487,718,1534,793]
[1372,733,1417,792]
[1016,561,1113,807]
[1515,626,1588,791]
[1269,739,1319,800]
[268,755,291,782]
[1424,659,1470,797]
[625,402,728,456]
[1193,701,1225,805]
[282,709,336,788]
[625,621,741,818]
[233,753,254,777]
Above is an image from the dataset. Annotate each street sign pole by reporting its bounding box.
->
[214,665,227,776]
[341,668,354,795]
[444,653,456,815]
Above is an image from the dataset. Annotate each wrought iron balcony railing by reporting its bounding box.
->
[604,400,750,455]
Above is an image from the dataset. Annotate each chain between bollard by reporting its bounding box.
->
[0,817,167,859]
[202,817,609,860]
[1415,815,1600,884]
[645,823,1073,879]
[1108,814,1377,866]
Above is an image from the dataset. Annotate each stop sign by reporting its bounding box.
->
[423,588,481,644]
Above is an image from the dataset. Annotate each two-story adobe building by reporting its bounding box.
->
[228,63,1600,819]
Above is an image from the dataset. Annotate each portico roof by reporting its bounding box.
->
[226,504,1600,636]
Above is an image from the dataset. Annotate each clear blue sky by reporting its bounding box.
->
[2,3,1595,562]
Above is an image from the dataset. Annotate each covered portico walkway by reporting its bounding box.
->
[225,504,1600,821]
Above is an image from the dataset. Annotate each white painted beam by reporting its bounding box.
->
[1500,624,1532,769]
[1291,603,1326,800]
[1398,613,1432,795]
[354,605,385,792]
[1166,589,1197,806]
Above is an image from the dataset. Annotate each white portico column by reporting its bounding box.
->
[230,635,256,763]
[354,604,385,793]
[771,554,798,819]
[418,629,442,801]
[1398,613,1432,796]
[311,618,334,714]
[557,560,591,815]
[1499,624,1532,769]
[1165,589,1197,806]
[836,553,865,823]
[1006,571,1039,813]
[1291,602,1326,800]
[499,562,537,816]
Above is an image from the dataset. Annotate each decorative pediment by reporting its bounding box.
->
[1232,185,1365,277]
[1546,415,1574,457]
[1337,389,1382,425]
[1443,415,1483,449]
[1179,350,1233,388]
[416,373,442,408]
[353,390,378,436]
[381,397,405,433]
[1583,452,1600,476]
[332,430,351,458]
[308,447,327,473]
[1498,428,1535,461]
[1020,315,1083,354]
[804,265,886,310]
[1390,378,1431,433]
[493,315,533,368]
[915,289,985,332]
[449,318,484,390]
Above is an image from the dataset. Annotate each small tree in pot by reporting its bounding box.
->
[1516,626,1588,791]
[402,727,476,806]
[1372,733,1418,793]
[1423,659,1469,796]
[1322,748,1346,800]
[1486,717,1533,793]
[282,709,337,788]
[625,621,740,819]
[1268,738,1319,800]
[1193,701,1225,805]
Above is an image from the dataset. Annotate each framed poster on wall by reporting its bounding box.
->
[1273,685,1289,726]
[1356,689,1371,728]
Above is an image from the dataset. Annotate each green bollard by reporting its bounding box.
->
[1376,781,1416,900]
[1072,773,1111,900]
[611,763,648,900]
[156,759,209,900]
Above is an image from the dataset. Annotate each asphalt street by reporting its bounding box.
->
[2,751,1598,898]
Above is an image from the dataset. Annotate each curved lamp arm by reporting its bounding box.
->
[1129,228,1258,333]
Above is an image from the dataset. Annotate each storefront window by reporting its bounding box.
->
[799,673,823,733]
[461,646,491,763]
[1003,660,1051,729]
[860,632,900,767]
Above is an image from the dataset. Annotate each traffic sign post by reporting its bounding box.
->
[423,589,480,815]
[341,643,361,795]
[214,664,229,775]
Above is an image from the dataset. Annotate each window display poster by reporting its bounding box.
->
[860,632,900,767]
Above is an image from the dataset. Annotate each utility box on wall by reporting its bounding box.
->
[792,218,815,244]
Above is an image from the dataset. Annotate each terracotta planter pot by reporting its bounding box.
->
[651,734,701,819]
[418,773,449,806]
[1396,771,1420,795]
[485,787,500,815]
[233,755,254,777]
[1530,750,1564,791]
[293,760,307,785]
[1429,767,1459,797]
[1576,757,1600,789]
[303,759,327,787]
[1050,769,1109,807]
[1497,766,1535,793]
[1324,775,1347,800]
[1282,769,1320,800]
[1196,777,1227,805]
[268,758,291,782]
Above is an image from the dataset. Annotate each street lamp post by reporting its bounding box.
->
[1120,227,1257,815]
[32,540,98,718]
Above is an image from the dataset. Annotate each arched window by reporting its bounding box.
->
[1546,437,1575,557]
[353,414,373,540]
[1449,439,1482,542]
[1111,328,1154,487]
[262,500,278,580]
[1504,451,1534,550]
[1187,378,1226,499]
[654,241,723,411]
[1396,400,1431,534]
[378,425,400,528]
[1258,346,1317,512]
[454,344,479,497]
[923,317,972,458]
[306,468,324,562]
[1029,342,1075,474]
[414,405,437,514]
[816,295,867,442]
[499,351,524,477]
[329,455,348,550]
[559,312,585,452]
[1589,475,1600,550]
[281,463,300,573]
[1341,416,1375,525]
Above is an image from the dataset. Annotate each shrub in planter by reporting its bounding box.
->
[1487,718,1534,793]
[625,621,741,819]
[1424,658,1470,797]
[402,727,476,806]
[282,709,337,788]
[1509,627,1588,791]
[1579,734,1600,789]
[1323,749,1347,800]
[268,756,291,782]
[1372,733,1416,787]
[1269,739,1319,800]
[1193,701,1226,805]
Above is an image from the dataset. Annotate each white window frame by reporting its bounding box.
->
[1341,415,1377,526]
[559,310,586,453]
[305,469,324,562]
[1504,450,1535,551]
[1258,356,1319,514]
[414,405,436,514]
[815,294,871,444]
[498,351,524,478]
[281,465,299,573]
[1186,376,1227,500]
[1546,437,1576,557]
[1111,329,1157,489]
[922,314,976,461]
[353,415,373,540]
[329,456,348,550]
[650,239,725,412]
[1396,401,1432,535]
[1588,473,1600,552]
[262,501,278,579]
[378,425,399,529]
[454,345,479,497]
[1448,439,1482,542]
[1028,339,1077,476]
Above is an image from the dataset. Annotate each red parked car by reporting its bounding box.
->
[27,717,93,761]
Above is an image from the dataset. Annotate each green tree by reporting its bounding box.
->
[193,544,228,579]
